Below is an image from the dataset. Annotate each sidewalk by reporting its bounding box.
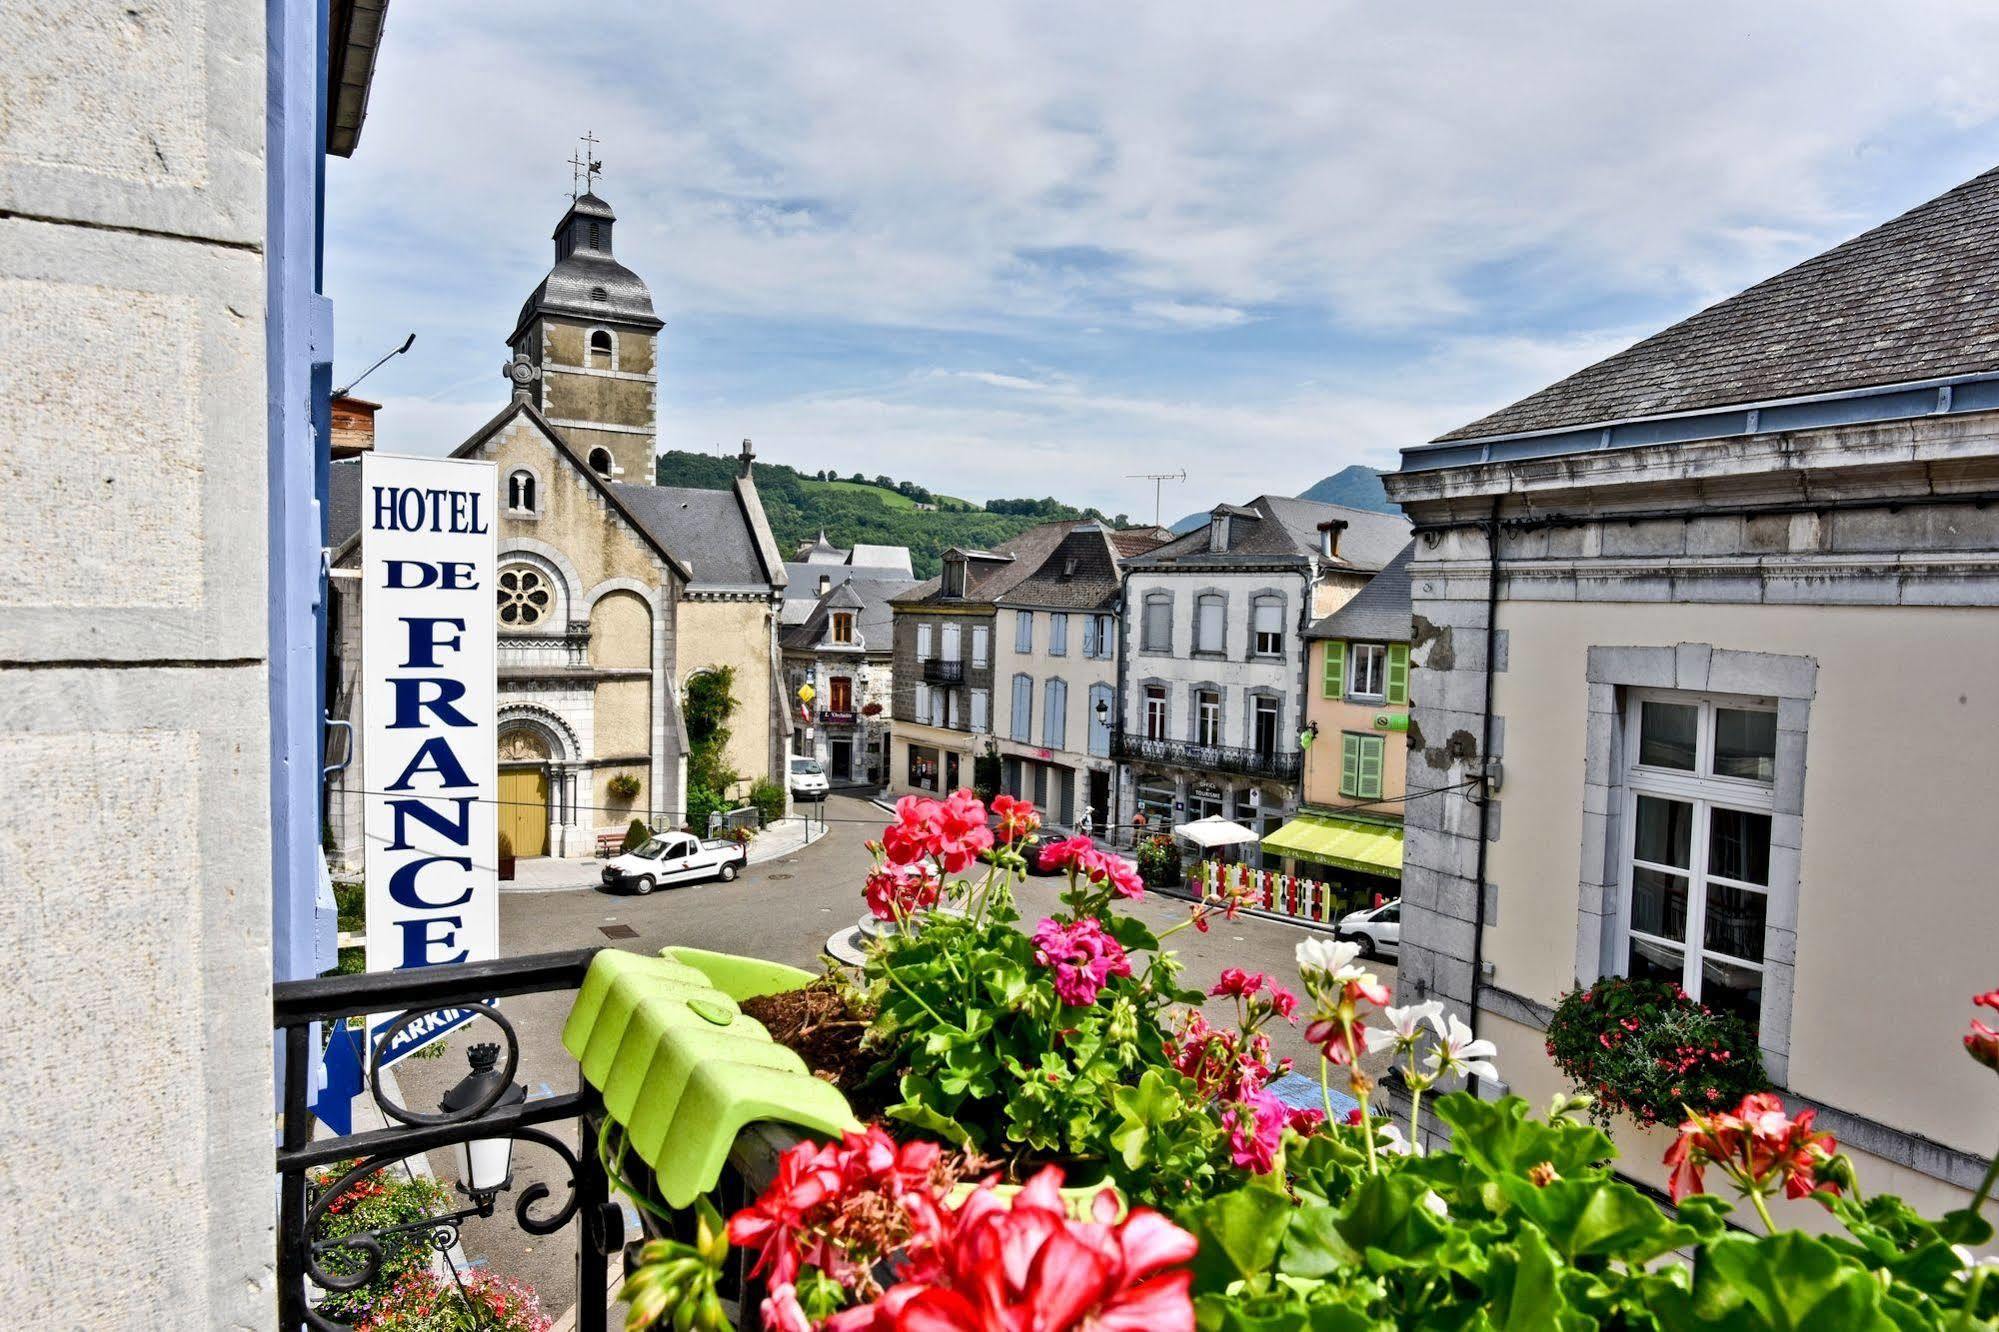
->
[501,815,830,893]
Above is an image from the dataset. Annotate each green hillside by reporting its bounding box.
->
[654,451,1126,578]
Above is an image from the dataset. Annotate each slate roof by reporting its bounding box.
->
[1437,165,1999,442]
[1126,496,1409,573]
[780,575,907,653]
[613,483,775,591]
[998,523,1170,611]
[892,520,1077,608]
[510,193,663,345]
[329,458,364,548]
[1307,542,1415,643]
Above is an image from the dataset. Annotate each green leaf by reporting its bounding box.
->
[1673,1232,1902,1332]
[1497,1176,1692,1264]
[1483,1226,1572,1331]
[1334,1174,1449,1270]
[1110,1068,1187,1170]
[1178,1187,1297,1293]
[1278,1205,1361,1279]
[1432,1094,1614,1182]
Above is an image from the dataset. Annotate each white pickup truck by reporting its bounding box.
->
[600,832,749,895]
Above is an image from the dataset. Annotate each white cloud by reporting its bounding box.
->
[1132,301,1253,329]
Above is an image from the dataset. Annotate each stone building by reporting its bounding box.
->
[328,189,787,862]
[780,536,914,787]
[1384,164,1999,1221]
[1114,497,1409,859]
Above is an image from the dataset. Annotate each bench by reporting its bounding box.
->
[596,830,630,858]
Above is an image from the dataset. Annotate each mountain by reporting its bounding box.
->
[654,451,1121,578]
[1169,466,1400,532]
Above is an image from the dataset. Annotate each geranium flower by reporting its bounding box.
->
[1037,836,1147,899]
[1261,985,1299,1021]
[1222,1090,1287,1174]
[882,792,994,873]
[1967,987,1999,1073]
[1663,1092,1839,1207]
[1423,1013,1499,1084]
[1032,916,1132,1007]
[761,1283,812,1332]
[728,1141,847,1285]
[1364,1000,1444,1057]
[863,863,942,921]
[1305,1016,1366,1066]
[1209,967,1268,999]
[990,793,1041,845]
[1285,1106,1326,1136]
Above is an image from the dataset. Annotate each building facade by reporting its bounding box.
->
[1263,541,1417,901]
[780,537,914,787]
[1385,166,1999,1222]
[1114,497,1409,858]
[990,524,1166,829]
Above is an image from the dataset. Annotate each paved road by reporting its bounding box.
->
[385,793,1398,1318]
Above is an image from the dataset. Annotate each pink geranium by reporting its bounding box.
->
[864,863,942,921]
[1967,987,1999,1073]
[826,1167,1196,1332]
[882,791,994,874]
[1037,836,1147,900]
[1222,1090,1287,1174]
[1032,916,1132,1007]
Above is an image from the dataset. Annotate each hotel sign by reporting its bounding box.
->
[360,454,499,1066]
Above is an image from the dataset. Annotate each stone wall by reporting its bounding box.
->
[0,2,276,1322]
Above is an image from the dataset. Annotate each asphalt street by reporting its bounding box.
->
[382,792,1399,1319]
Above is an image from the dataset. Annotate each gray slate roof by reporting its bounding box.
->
[1126,495,1409,573]
[329,458,364,548]
[893,520,1078,608]
[1438,165,1999,442]
[1308,542,1415,643]
[780,575,908,653]
[510,193,663,345]
[999,523,1167,612]
[613,484,771,590]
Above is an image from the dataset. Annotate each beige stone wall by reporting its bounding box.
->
[591,589,654,816]
[680,598,780,796]
[531,316,656,482]
[1483,598,1999,1163]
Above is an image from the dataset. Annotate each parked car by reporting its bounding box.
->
[1336,898,1400,960]
[789,756,830,802]
[601,832,748,895]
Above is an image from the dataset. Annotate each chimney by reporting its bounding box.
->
[329,395,379,460]
[1317,519,1349,560]
[818,575,831,596]
[738,437,756,478]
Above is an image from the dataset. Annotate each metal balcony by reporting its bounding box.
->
[1111,731,1302,782]
[920,657,965,685]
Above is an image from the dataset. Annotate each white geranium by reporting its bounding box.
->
[1364,1000,1445,1056]
[1423,1013,1499,1084]
[1295,936,1360,979]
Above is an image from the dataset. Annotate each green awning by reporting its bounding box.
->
[1261,812,1403,880]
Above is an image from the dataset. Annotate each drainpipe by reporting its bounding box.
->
[1467,496,1501,1094]
[1113,567,1131,845]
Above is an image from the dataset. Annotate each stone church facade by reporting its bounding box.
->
[326,189,787,864]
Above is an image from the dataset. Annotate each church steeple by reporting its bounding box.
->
[508,139,663,485]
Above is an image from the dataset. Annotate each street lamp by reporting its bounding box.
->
[440,1043,527,1210]
[1095,698,1110,723]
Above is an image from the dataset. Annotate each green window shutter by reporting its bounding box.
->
[1340,732,1361,797]
[1358,734,1385,800]
[1385,643,1410,705]
[1323,642,1345,699]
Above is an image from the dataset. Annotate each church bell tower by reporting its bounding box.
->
[507,138,663,485]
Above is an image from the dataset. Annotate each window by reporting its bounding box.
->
[1195,594,1225,655]
[587,328,614,369]
[941,623,961,663]
[913,681,931,724]
[1049,614,1069,657]
[1088,683,1114,757]
[506,470,537,514]
[496,565,552,627]
[1136,778,1175,827]
[588,447,615,476]
[828,676,853,712]
[1015,610,1034,653]
[1348,643,1386,700]
[1195,689,1222,746]
[589,221,602,249]
[1252,597,1283,656]
[1251,694,1282,757]
[1010,674,1033,742]
[1143,685,1167,740]
[1340,732,1385,800]
[929,686,947,728]
[915,621,933,661]
[830,611,855,644]
[942,559,966,598]
[1082,613,1113,659]
[1619,692,1779,1025]
[1043,678,1068,749]
[1141,594,1171,653]
[970,688,990,734]
[971,625,990,668]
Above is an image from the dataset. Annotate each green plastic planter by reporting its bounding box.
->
[563,948,859,1208]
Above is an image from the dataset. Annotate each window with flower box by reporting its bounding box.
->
[1617,690,1778,1028]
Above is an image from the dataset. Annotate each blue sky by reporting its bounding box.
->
[327,0,1999,516]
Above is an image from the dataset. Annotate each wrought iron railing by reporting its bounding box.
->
[920,657,965,685]
[1112,731,1302,782]
[275,949,618,1331]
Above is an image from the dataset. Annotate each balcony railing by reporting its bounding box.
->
[1112,731,1302,782]
[920,657,965,685]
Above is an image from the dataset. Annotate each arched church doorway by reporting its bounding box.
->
[498,724,551,857]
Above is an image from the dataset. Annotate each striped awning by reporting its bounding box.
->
[1261,812,1403,879]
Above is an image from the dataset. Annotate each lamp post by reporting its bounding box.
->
[440,1043,527,1213]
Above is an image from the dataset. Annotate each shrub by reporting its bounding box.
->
[686,783,729,834]
[749,778,786,825]
[607,772,642,801]
[1547,975,1767,1128]
[308,1161,452,1321]
[333,879,365,933]
[1136,833,1181,887]
[619,818,651,853]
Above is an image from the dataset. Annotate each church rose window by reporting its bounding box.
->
[497,565,553,627]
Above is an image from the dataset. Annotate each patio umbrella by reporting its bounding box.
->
[1175,815,1259,849]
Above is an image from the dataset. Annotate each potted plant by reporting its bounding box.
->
[497,831,515,881]
[609,772,644,801]
[1546,976,1767,1128]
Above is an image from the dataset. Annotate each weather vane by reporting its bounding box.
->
[567,130,603,199]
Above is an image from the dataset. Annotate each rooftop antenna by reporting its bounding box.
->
[1127,469,1187,528]
[567,130,603,199]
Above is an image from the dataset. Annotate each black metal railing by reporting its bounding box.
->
[1112,731,1302,782]
[276,949,618,1331]
[920,657,965,685]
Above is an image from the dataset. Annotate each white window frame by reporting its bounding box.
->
[1195,594,1225,656]
[971,624,990,668]
[1143,685,1167,740]
[1141,595,1171,653]
[1614,688,1779,1014]
[969,688,990,734]
[1251,597,1283,657]
[1195,689,1222,747]
[1347,643,1386,701]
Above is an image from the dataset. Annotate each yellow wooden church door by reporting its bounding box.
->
[499,768,548,858]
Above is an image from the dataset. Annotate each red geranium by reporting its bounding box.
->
[865,863,942,922]
[990,793,1042,845]
[1966,987,1999,1073]
[884,791,995,874]
[1664,1091,1839,1208]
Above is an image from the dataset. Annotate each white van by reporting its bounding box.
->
[788,755,829,802]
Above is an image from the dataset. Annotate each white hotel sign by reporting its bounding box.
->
[360,454,499,1062]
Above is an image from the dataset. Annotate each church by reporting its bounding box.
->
[325,181,790,865]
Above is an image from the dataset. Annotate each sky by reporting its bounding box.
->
[327,1,1999,518]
